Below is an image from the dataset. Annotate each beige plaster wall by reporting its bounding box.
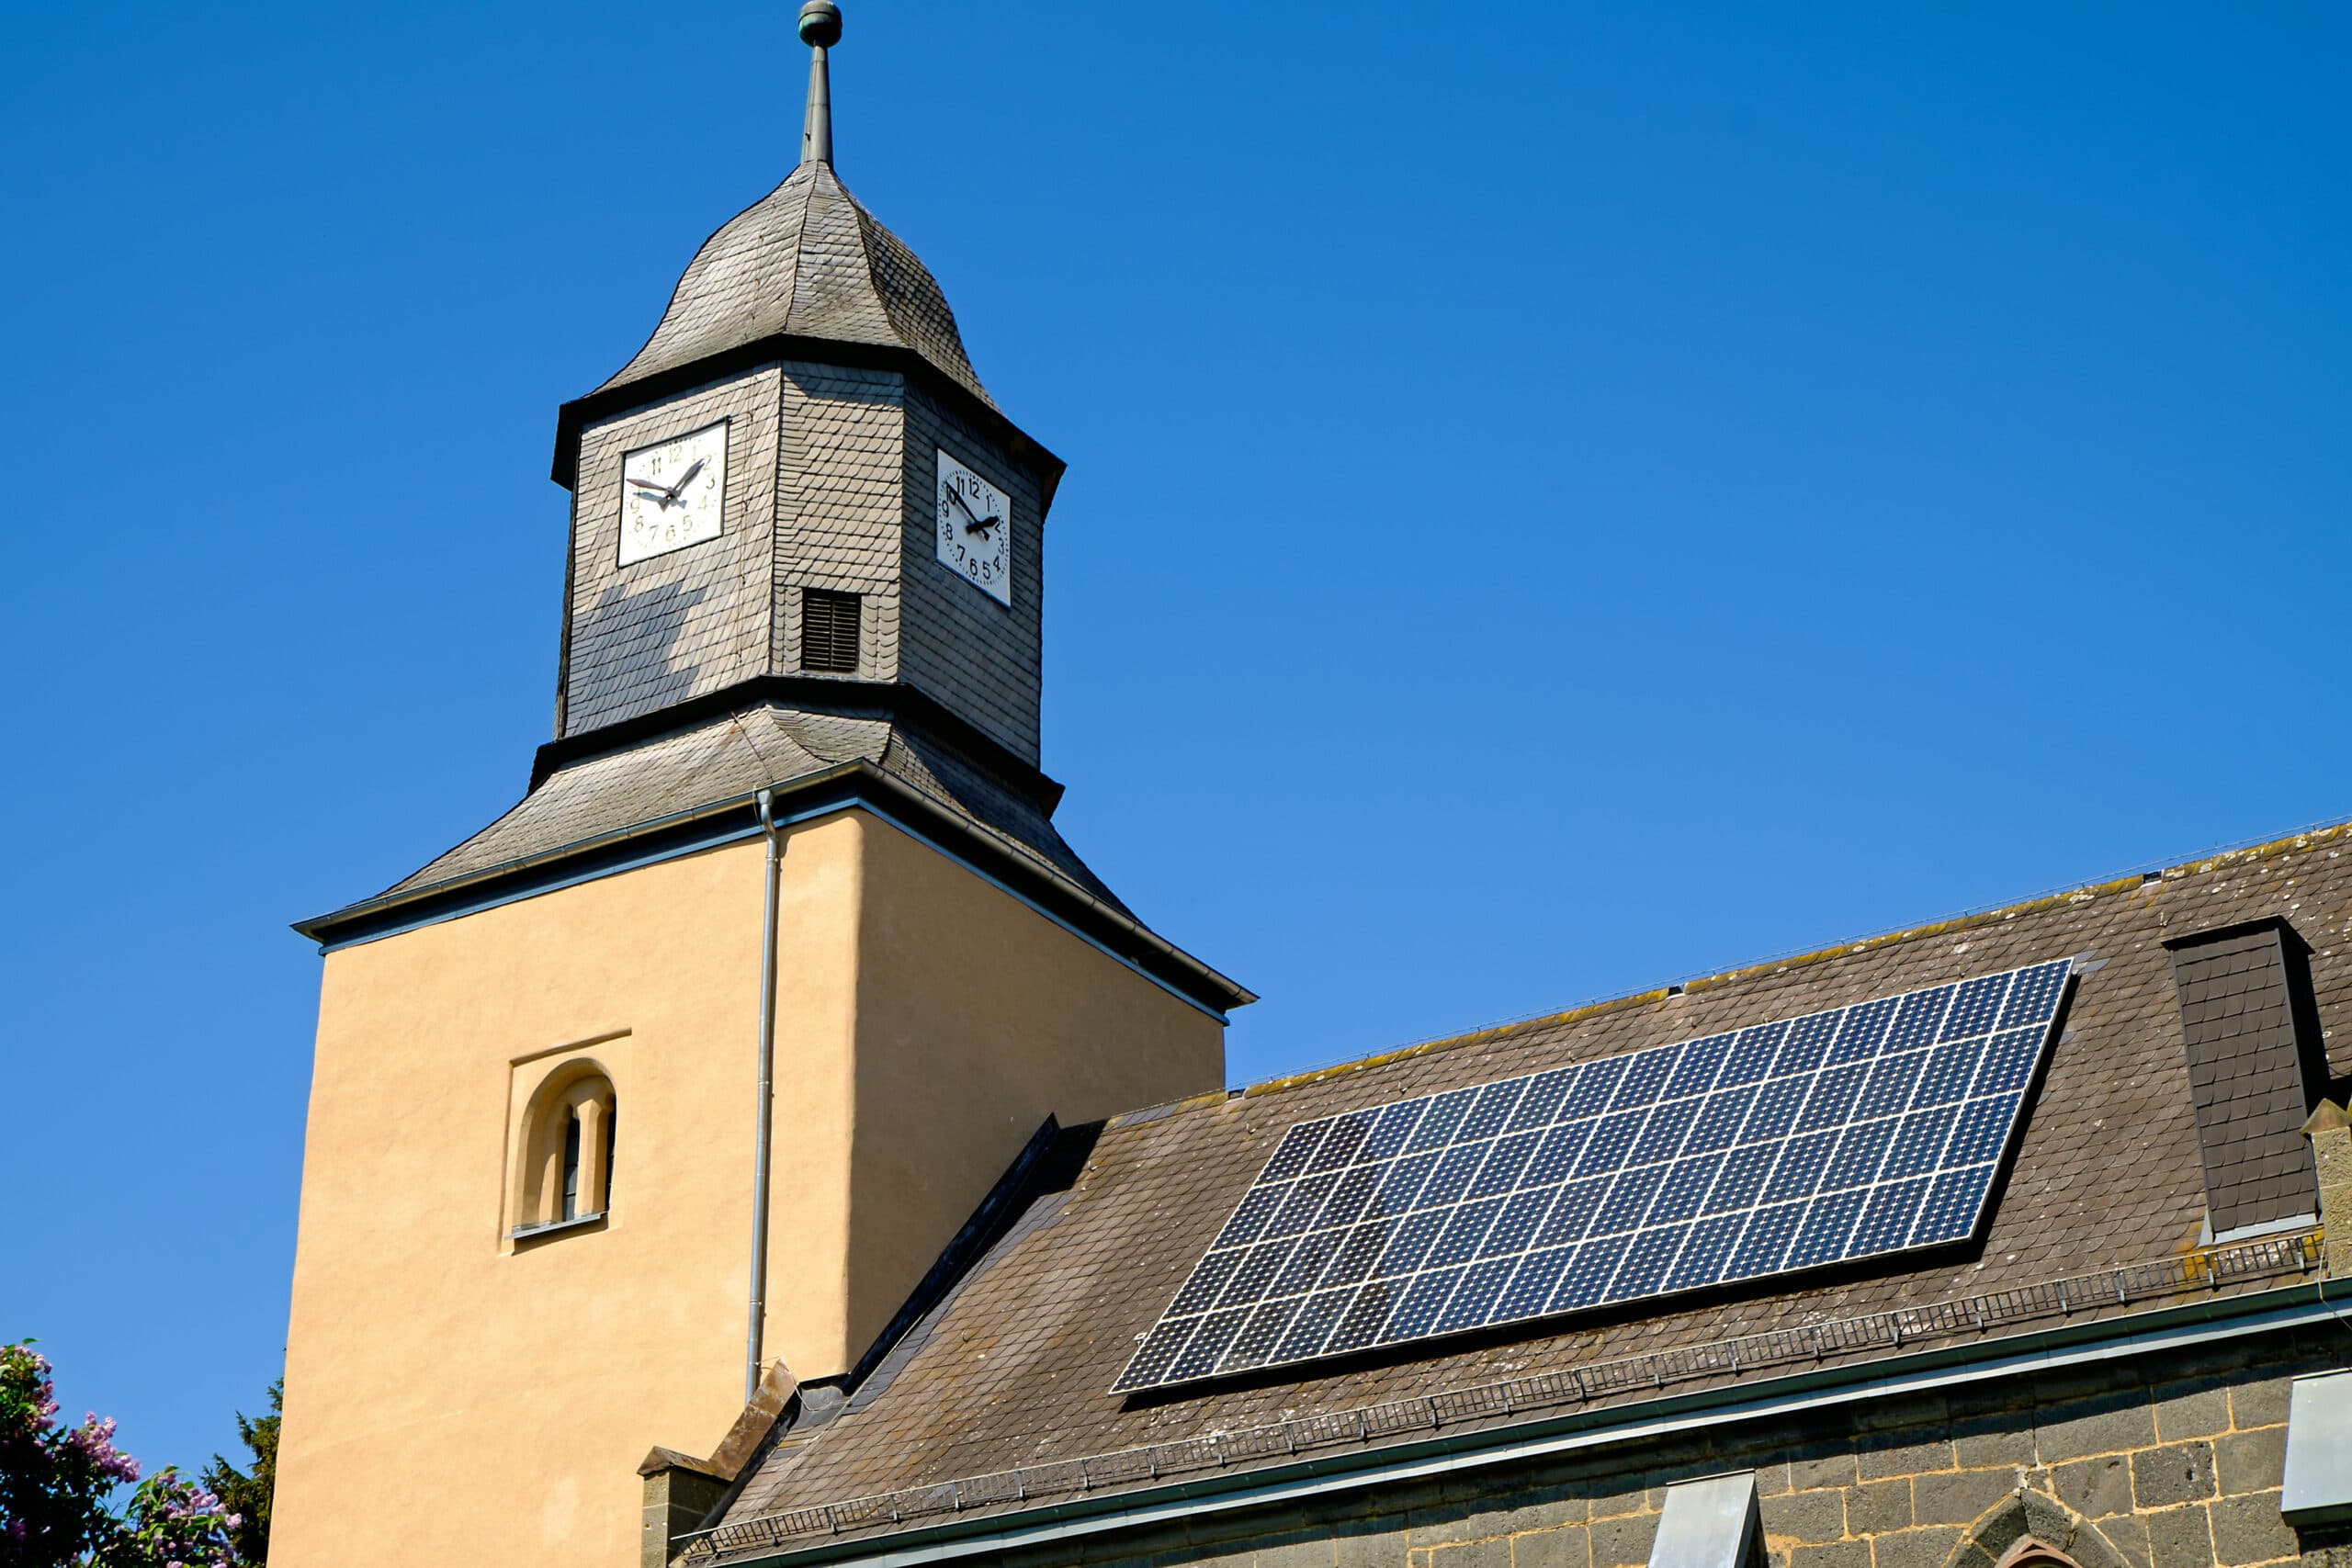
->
[273,822,860,1568]
[837,815,1228,1367]
[273,807,1227,1568]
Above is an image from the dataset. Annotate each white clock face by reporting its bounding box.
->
[934,448,1011,607]
[618,420,728,567]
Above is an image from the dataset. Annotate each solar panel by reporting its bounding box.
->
[1113,957,2071,1393]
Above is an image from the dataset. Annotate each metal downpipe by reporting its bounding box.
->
[747,786,784,1402]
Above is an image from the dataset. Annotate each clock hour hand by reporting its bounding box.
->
[628,472,682,506]
[963,514,1000,536]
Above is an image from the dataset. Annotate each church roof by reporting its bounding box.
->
[596,161,995,412]
[687,821,2352,1562]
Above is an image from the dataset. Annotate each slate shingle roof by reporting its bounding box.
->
[707,821,2352,1550]
[377,702,1125,914]
[599,162,992,411]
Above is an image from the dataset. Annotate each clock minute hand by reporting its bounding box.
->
[672,458,706,492]
[943,484,984,524]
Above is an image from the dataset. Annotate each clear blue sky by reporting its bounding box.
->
[4,0,2346,1488]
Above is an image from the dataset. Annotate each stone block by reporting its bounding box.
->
[1914,1469,2019,1527]
[1871,1528,1963,1568]
[2229,1379,2292,1431]
[1260,1537,1340,1568]
[2143,1505,2213,1568]
[1511,1525,1590,1568]
[2206,1493,2295,1567]
[1791,1542,1872,1568]
[1412,1499,1583,1548]
[2132,1445,2219,1509]
[1950,1382,2037,1424]
[1859,1438,1957,1482]
[1760,1491,1848,1546]
[1590,1514,1659,1568]
[1432,1541,1512,1568]
[1790,1455,1860,1493]
[1952,1424,2035,1469]
[2211,1427,2287,1497]
[1336,1525,1408,1568]
[2019,1490,2077,1547]
[1849,1479,1914,1535]
[1857,1395,1951,1436]
[2052,1456,2133,1519]
[1184,1549,1258,1568]
[1591,1483,1651,1521]
[1195,1511,1315,1553]
[2100,1513,2153,1568]
[2153,1385,2234,1442]
[2036,1399,2159,1463]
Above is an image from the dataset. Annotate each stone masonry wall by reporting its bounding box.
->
[997,1329,2348,1568]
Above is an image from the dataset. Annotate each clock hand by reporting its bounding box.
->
[672,457,706,492]
[943,484,984,525]
[963,514,1000,536]
[628,472,683,506]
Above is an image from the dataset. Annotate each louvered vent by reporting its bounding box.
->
[801,589,861,674]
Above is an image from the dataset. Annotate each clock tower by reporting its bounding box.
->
[269,9,1251,1567]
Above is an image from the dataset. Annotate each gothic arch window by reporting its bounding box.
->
[514,1066,616,1235]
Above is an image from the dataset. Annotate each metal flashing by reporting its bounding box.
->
[1648,1472,1760,1568]
[2282,1367,2352,1526]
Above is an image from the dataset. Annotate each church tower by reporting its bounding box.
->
[270,9,1251,1565]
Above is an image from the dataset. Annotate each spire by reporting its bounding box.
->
[799,1,841,166]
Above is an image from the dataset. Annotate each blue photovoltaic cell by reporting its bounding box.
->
[1552,1239,1623,1310]
[1438,1256,1518,1333]
[1114,957,2074,1392]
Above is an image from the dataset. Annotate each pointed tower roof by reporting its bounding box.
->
[552,0,1049,491]
[594,160,994,412]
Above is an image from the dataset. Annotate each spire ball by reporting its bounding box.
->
[798,1,842,48]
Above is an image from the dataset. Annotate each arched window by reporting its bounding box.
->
[515,1069,616,1234]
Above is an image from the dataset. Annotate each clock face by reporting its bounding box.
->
[618,420,728,567]
[934,448,1012,607]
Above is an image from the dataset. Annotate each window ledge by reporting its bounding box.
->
[510,1211,607,1246]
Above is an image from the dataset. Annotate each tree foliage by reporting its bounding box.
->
[198,1382,275,1568]
[0,1341,237,1568]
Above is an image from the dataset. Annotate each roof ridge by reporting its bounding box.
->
[1208,813,2352,1108]
[765,165,816,344]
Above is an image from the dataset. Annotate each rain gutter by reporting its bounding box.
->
[703,1277,2350,1568]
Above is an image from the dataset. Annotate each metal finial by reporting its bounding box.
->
[799,1,841,166]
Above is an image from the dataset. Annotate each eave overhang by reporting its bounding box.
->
[692,1271,2352,1568]
[292,754,1253,1019]
[550,334,1066,515]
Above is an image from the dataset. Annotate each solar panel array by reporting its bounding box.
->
[1114,959,2072,1393]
